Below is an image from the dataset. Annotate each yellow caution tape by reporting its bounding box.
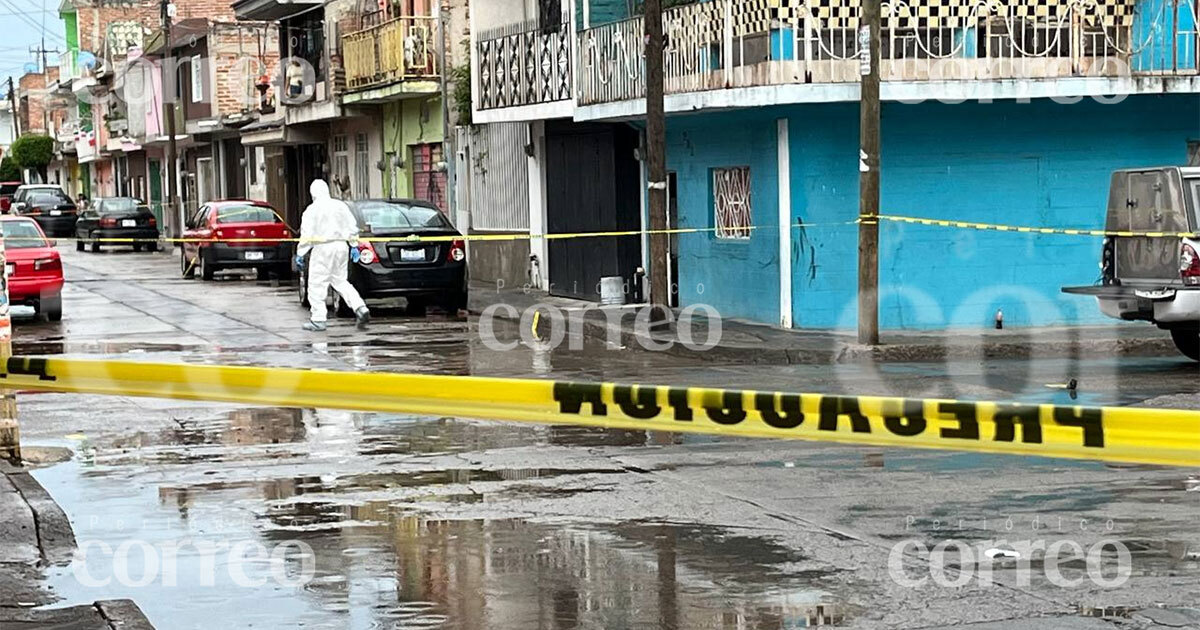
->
[874,214,1200,239]
[10,213,1194,247]
[1,356,1196,467]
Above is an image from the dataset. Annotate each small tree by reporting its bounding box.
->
[0,157,19,182]
[10,135,54,182]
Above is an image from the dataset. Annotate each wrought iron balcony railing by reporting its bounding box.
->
[476,15,573,110]
[569,0,1199,106]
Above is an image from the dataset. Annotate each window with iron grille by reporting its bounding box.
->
[354,133,370,199]
[713,166,751,240]
[411,143,445,211]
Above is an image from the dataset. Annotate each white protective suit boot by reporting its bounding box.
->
[298,179,369,330]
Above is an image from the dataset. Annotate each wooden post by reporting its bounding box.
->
[0,233,19,464]
[645,0,669,320]
[857,0,881,345]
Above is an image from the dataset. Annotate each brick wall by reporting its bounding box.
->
[73,0,237,54]
[17,72,47,133]
[209,22,279,117]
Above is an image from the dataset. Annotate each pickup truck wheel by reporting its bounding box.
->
[1170,328,1199,362]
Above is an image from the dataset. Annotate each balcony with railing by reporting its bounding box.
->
[342,15,439,94]
[575,0,1199,107]
[476,14,573,111]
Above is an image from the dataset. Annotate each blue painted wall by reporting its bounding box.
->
[666,110,781,324]
[667,94,1200,330]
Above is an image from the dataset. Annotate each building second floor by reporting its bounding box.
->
[470,0,1200,123]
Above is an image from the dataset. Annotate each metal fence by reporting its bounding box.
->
[455,124,530,232]
[576,0,1200,106]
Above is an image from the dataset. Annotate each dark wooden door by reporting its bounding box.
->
[545,123,640,301]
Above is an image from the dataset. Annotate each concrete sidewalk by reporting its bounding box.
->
[468,282,1178,364]
[0,461,154,629]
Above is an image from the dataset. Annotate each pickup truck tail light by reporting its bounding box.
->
[1181,243,1200,286]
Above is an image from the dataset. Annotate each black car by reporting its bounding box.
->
[74,197,160,252]
[299,199,468,315]
[13,187,77,237]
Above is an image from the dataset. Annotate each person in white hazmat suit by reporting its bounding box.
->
[297,179,370,331]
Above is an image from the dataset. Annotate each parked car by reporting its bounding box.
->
[180,200,293,281]
[11,185,78,237]
[0,182,21,213]
[1,216,63,321]
[74,197,160,252]
[1063,166,1200,361]
[298,199,468,316]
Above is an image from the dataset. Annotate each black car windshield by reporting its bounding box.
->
[355,201,450,231]
[216,205,279,224]
[28,191,72,207]
[101,198,140,213]
[2,220,47,248]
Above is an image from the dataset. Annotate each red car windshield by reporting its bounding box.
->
[216,205,279,224]
[2,220,48,248]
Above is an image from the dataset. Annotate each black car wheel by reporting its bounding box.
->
[298,274,309,307]
[181,250,196,278]
[146,241,159,252]
[133,243,143,252]
[75,239,84,252]
[441,290,468,314]
[90,233,100,253]
[199,249,215,281]
[405,298,427,317]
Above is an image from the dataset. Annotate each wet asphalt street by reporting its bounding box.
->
[12,245,1200,629]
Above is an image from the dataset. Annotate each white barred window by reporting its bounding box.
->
[713,166,751,239]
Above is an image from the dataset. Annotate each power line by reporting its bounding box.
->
[0,0,64,43]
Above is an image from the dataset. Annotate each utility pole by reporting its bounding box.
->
[6,77,20,137]
[856,0,881,345]
[437,0,456,221]
[645,0,668,320]
[161,0,179,238]
[30,39,61,134]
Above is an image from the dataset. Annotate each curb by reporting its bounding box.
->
[0,461,76,565]
[470,304,1180,365]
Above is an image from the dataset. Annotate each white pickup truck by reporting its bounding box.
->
[1063,167,1200,361]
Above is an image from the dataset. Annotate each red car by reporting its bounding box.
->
[1,216,63,321]
[180,200,293,281]
[0,182,21,213]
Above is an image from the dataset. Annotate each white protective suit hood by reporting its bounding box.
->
[310,179,331,202]
[298,178,359,255]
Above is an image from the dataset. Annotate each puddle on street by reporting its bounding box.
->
[36,450,850,630]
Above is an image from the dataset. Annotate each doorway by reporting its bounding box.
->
[148,159,163,226]
[544,122,641,301]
